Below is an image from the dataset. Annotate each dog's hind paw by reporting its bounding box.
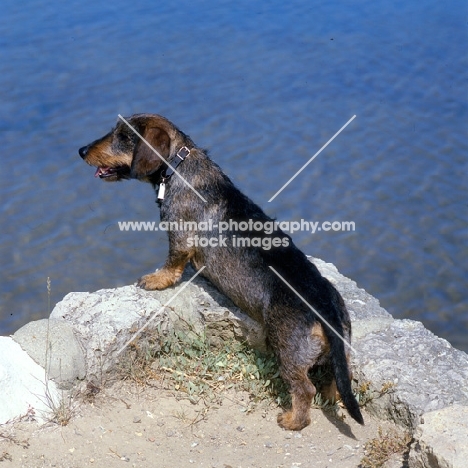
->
[277,410,311,431]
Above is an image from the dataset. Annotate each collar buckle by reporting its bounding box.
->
[176,146,190,160]
[163,146,191,179]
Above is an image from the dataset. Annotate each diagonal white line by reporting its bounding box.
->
[268,266,357,354]
[118,114,207,203]
[116,266,206,356]
[268,115,356,202]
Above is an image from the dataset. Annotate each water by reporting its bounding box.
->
[1,0,467,351]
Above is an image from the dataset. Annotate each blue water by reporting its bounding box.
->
[1,0,467,351]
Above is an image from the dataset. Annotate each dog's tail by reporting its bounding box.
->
[327,330,364,425]
[317,280,363,425]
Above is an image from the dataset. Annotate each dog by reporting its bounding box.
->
[79,113,364,430]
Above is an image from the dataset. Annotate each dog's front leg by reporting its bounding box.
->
[137,249,192,291]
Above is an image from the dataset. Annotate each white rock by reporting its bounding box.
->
[0,337,60,424]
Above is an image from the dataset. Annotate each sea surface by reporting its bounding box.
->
[1,0,467,351]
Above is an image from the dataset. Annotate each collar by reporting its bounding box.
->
[161,146,191,181]
[157,146,191,201]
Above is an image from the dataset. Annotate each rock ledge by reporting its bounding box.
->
[2,258,467,468]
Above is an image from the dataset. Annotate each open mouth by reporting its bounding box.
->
[94,166,129,180]
[95,166,117,178]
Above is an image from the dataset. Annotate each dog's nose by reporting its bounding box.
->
[79,146,89,159]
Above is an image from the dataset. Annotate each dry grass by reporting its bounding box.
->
[42,387,74,427]
[360,426,412,468]
[0,431,29,462]
[40,277,75,426]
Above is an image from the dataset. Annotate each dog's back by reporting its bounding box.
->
[164,150,363,428]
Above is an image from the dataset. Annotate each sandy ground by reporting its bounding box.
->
[0,382,405,468]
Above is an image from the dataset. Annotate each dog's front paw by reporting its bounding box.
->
[137,271,176,290]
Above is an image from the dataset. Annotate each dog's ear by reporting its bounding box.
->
[131,126,171,179]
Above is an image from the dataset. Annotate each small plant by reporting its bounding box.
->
[43,390,74,426]
[360,426,412,468]
[355,381,373,406]
[167,328,288,407]
[117,324,352,417]
[41,277,74,426]
[173,409,190,423]
[355,380,395,407]
[118,325,290,408]
[311,391,340,417]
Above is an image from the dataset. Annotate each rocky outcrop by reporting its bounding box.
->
[48,271,266,383]
[408,405,468,468]
[1,258,467,467]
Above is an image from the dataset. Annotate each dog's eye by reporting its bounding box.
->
[117,132,132,143]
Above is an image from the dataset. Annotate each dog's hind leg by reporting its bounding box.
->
[272,318,327,431]
[277,362,316,431]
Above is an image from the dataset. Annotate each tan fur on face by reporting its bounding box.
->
[84,136,133,169]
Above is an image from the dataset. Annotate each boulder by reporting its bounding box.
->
[408,404,468,468]
[0,337,60,424]
[309,261,468,432]
[13,319,86,389]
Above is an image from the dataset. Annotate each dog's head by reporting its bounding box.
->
[79,114,192,182]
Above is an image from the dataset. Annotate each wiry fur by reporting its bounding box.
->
[79,113,364,430]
